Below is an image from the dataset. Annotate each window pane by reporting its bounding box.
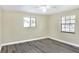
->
[70,29,74,32]
[70,24,75,28]
[62,25,65,28]
[70,24,75,32]
[62,16,66,23]
[66,28,69,32]
[62,25,65,31]
[31,17,36,27]
[70,20,75,23]
[65,24,69,32]
[62,28,65,31]
[72,24,75,28]
[66,19,70,23]
[24,22,30,27]
[62,20,65,23]
[66,16,71,19]
[66,25,69,28]
[24,17,30,27]
[62,16,65,21]
[71,15,76,19]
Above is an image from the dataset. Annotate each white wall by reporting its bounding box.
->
[49,9,79,45]
[2,11,49,44]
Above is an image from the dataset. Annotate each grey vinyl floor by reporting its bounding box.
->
[1,38,79,53]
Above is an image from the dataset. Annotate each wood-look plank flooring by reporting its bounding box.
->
[1,38,79,53]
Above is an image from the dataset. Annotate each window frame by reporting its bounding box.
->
[30,17,37,27]
[61,15,76,33]
[24,16,36,28]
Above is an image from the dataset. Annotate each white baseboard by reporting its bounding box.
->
[1,36,47,47]
[48,36,79,48]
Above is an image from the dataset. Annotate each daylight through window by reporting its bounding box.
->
[24,17,36,27]
[61,15,76,33]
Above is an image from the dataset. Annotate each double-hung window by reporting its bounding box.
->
[24,17,36,27]
[61,15,76,33]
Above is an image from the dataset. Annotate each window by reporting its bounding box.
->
[24,17,36,27]
[61,15,76,33]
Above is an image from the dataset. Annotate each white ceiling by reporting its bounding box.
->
[0,5,79,15]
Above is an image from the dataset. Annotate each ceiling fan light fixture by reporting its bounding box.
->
[42,8,47,12]
[39,5,51,12]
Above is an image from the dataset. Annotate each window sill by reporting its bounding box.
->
[61,31,75,34]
